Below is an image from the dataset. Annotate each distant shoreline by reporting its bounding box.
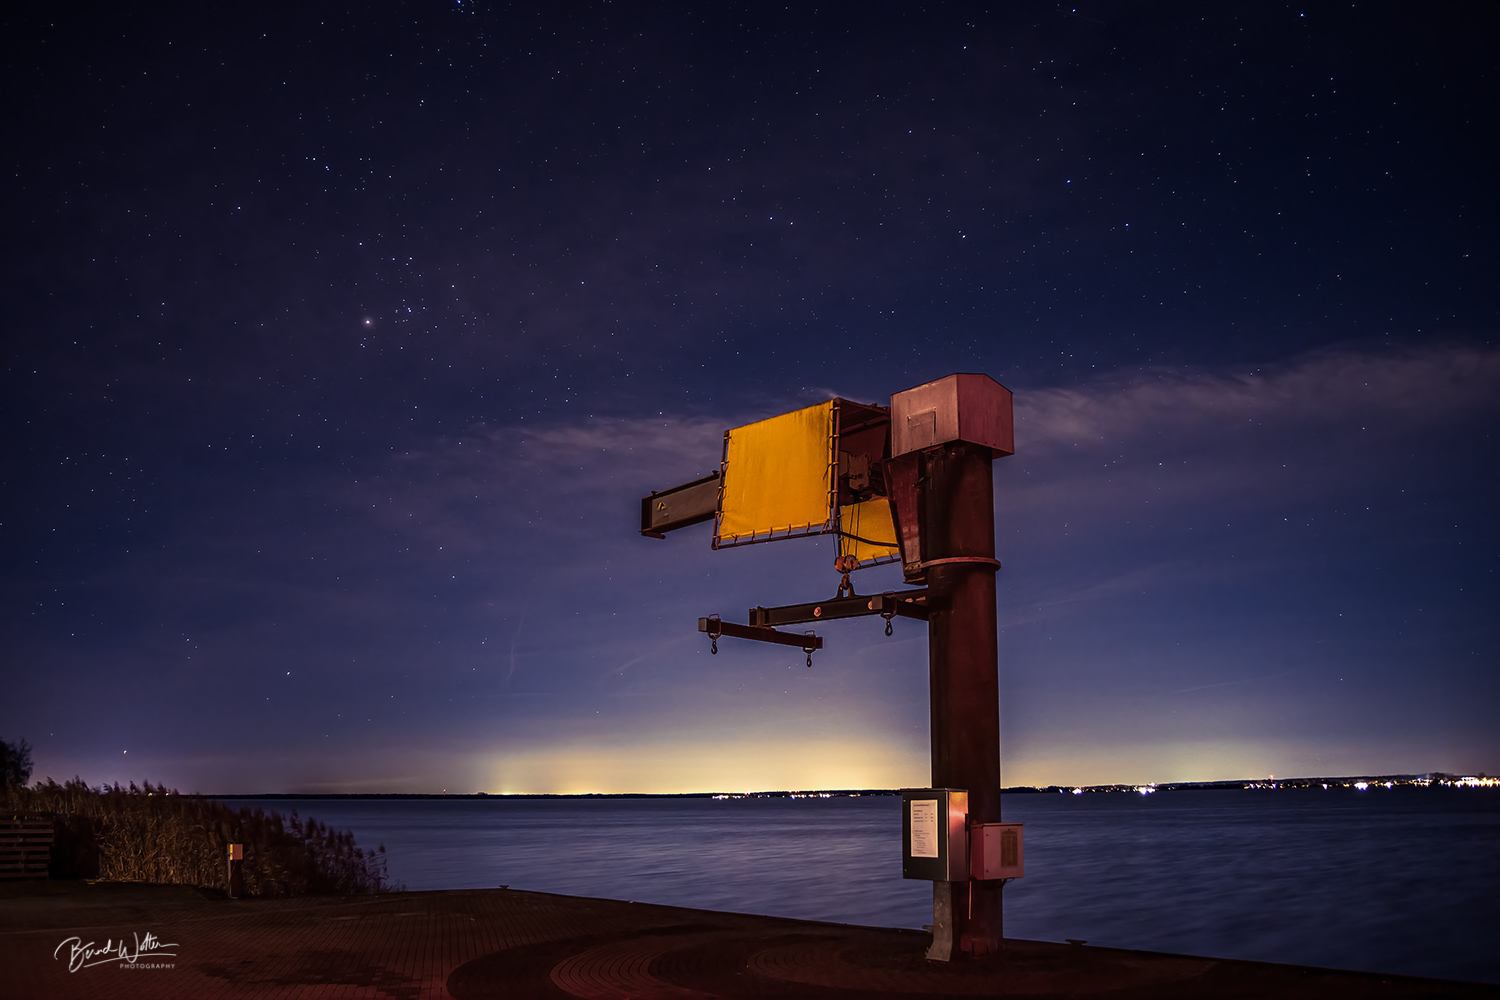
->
[205,772,1491,800]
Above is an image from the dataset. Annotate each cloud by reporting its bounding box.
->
[310,341,1499,660]
[326,343,1500,584]
[1000,342,1500,540]
[1017,342,1499,452]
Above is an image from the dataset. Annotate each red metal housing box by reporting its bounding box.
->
[890,373,1014,458]
[969,822,1024,880]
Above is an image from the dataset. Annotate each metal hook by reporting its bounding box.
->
[833,555,858,598]
[803,631,817,668]
[707,614,721,655]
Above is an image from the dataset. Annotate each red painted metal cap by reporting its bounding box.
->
[890,373,1014,458]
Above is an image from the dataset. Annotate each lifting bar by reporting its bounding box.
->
[749,589,929,628]
[697,617,823,650]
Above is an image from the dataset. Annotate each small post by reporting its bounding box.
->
[227,843,243,899]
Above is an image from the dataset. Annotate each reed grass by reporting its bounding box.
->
[2,778,392,895]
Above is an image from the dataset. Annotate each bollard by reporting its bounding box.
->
[227,843,243,899]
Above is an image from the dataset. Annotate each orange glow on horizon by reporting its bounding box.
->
[481,737,928,795]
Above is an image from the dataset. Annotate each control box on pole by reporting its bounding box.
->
[901,788,968,882]
[970,823,1025,880]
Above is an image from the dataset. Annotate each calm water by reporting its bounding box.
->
[224,787,1500,984]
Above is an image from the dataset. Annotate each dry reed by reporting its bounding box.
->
[2,779,391,895]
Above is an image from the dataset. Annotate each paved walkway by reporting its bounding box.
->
[1,880,1493,999]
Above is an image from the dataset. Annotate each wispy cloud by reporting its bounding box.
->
[1018,342,1499,452]
[1002,342,1500,528]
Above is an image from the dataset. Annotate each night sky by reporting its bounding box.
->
[4,3,1496,794]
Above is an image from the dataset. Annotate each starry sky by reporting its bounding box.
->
[3,2,1497,794]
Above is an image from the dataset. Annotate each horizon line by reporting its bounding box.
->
[192,771,1490,799]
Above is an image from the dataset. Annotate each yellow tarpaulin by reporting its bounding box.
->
[838,498,901,568]
[713,401,836,548]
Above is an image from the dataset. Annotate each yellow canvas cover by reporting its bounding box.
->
[838,499,901,568]
[713,401,836,548]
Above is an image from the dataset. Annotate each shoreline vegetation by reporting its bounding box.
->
[204,772,1493,799]
[2,778,392,895]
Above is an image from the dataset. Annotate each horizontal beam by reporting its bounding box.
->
[749,589,930,627]
[698,618,823,650]
[641,472,720,538]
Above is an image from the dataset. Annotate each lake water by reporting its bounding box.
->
[222,787,1500,984]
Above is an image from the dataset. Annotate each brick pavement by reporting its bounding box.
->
[1,881,1494,999]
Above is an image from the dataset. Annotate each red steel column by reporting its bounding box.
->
[923,441,1002,960]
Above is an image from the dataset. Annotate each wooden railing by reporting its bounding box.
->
[0,815,54,880]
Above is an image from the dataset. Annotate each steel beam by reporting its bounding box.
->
[749,589,930,628]
[641,472,720,538]
[697,618,823,650]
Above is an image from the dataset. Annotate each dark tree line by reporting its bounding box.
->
[0,736,32,790]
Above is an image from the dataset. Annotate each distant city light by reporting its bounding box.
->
[1447,775,1497,788]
